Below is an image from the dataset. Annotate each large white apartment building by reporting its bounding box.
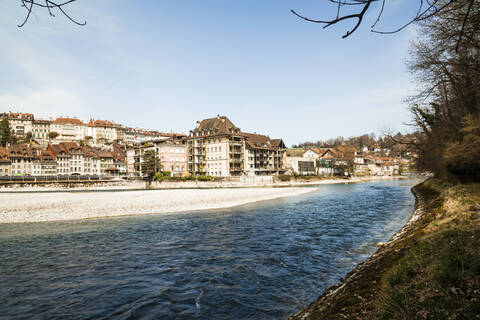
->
[187,115,286,177]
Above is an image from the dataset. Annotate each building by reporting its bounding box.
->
[48,142,83,175]
[7,144,35,176]
[154,137,187,176]
[286,149,315,175]
[32,119,52,143]
[51,118,86,142]
[32,150,57,176]
[126,148,136,176]
[0,147,11,176]
[86,119,117,144]
[111,144,127,176]
[187,115,286,177]
[124,128,176,145]
[242,132,286,176]
[96,149,115,175]
[0,112,34,137]
[0,159,11,176]
[364,156,399,176]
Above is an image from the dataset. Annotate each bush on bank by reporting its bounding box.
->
[154,173,214,182]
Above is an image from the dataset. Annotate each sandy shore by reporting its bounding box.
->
[0,187,317,224]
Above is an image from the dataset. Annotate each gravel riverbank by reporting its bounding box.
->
[0,187,317,224]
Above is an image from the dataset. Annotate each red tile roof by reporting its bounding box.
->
[52,118,84,125]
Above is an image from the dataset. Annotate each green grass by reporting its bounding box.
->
[375,228,480,320]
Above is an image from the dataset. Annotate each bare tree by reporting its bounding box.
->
[17,0,86,27]
[291,0,476,51]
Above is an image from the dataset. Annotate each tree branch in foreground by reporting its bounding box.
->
[17,0,86,27]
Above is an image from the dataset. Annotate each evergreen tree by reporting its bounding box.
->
[141,150,161,182]
[0,119,12,147]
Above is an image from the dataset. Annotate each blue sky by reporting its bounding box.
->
[0,1,421,146]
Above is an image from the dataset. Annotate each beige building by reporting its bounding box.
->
[154,137,187,175]
[0,112,34,137]
[242,132,286,176]
[32,119,52,143]
[6,144,35,176]
[32,151,57,176]
[285,149,315,175]
[0,148,10,176]
[86,119,118,144]
[49,142,84,175]
[187,115,286,177]
[0,159,11,176]
[51,118,86,142]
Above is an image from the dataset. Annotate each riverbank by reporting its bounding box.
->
[0,175,411,193]
[290,178,480,319]
[0,187,317,224]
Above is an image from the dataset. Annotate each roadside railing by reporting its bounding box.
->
[0,175,118,183]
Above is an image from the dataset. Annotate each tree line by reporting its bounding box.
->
[406,0,479,181]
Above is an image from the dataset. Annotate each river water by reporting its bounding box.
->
[0,179,420,319]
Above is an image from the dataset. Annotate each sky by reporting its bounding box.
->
[0,1,422,146]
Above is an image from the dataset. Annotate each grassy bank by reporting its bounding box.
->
[290,179,480,320]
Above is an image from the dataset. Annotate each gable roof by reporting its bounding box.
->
[88,119,115,127]
[241,132,285,151]
[191,116,240,136]
[286,148,307,157]
[52,118,84,125]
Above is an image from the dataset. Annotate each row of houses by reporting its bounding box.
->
[1,112,404,178]
[0,112,177,146]
[0,142,127,177]
[286,147,400,176]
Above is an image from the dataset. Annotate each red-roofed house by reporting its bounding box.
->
[0,112,34,137]
[51,118,86,142]
[86,119,117,144]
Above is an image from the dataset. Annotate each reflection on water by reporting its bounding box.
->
[0,179,420,319]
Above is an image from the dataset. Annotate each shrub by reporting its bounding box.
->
[278,174,292,182]
[196,175,214,181]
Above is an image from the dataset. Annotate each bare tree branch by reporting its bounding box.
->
[17,0,86,27]
[291,0,374,39]
[291,0,476,52]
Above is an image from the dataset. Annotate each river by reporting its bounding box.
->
[0,179,420,319]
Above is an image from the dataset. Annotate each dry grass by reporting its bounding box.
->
[373,180,480,320]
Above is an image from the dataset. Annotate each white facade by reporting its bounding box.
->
[303,149,319,159]
[286,156,315,175]
[51,119,86,142]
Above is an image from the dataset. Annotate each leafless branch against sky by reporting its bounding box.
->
[291,0,476,51]
[17,0,86,27]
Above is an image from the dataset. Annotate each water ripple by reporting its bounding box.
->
[0,179,420,319]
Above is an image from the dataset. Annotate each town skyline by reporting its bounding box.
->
[0,108,401,147]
